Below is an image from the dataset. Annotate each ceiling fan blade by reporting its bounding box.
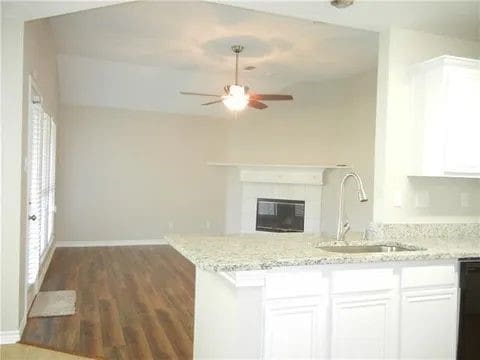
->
[248,100,268,110]
[202,100,223,106]
[253,94,293,101]
[180,91,221,97]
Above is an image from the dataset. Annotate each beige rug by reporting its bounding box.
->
[29,290,76,318]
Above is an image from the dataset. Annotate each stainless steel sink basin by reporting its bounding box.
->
[318,245,417,254]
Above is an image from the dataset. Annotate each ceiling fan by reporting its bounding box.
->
[180,45,293,111]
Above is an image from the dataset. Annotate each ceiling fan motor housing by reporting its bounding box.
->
[331,0,354,8]
[231,45,244,54]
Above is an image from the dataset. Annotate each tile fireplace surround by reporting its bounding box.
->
[240,182,322,233]
[210,163,349,234]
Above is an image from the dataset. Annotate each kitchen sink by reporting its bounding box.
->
[317,244,420,254]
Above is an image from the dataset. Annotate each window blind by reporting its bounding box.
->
[26,102,43,285]
[39,112,51,255]
[48,121,57,244]
[26,100,56,285]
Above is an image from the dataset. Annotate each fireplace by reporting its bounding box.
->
[256,198,305,233]
[212,162,333,234]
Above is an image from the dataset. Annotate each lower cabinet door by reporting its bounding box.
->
[400,287,458,359]
[263,296,327,359]
[330,291,397,359]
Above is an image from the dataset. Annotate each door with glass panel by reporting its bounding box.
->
[26,78,57,308]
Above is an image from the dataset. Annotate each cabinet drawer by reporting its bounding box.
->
[331,268,395,294]
[401,264,457,289]
[265,271,325,299]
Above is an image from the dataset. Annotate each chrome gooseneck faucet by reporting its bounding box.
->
[336,172,368,241]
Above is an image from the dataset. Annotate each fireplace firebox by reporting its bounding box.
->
[256,198,305,233]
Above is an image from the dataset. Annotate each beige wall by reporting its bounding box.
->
[1,15,25,334]
[56,105,228,243]
[56,71,377,242]
[225,71,377,235]
[374,28,480,224]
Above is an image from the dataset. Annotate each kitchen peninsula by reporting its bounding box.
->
[167,231,480,359]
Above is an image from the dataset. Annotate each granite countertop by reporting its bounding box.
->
[166,233,480,271]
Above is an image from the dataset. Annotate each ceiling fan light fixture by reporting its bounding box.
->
[222,84,249,111]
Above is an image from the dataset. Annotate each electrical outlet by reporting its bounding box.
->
[168,221,174,231]
[460,192,471,208]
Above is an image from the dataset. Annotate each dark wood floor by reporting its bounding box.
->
[22,245,195,359]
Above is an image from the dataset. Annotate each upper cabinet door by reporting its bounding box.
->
[411,56,480,177]
[443,65,480,174]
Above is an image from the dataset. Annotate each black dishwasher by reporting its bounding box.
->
[458,259,480,360]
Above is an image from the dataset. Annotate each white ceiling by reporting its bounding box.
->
[219,1,480,42]
[48,1,379,85]
[45,0,479,115]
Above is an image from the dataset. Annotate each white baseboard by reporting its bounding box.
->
[1,310,27,344]
[0,330,20,345]
[56,238,167,247]
[18,314,26,339]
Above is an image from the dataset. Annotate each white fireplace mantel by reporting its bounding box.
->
[208,162,350,186]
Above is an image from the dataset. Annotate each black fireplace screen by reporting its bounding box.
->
[256,198,305,233]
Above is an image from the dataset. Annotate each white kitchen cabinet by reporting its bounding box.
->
[263,271,329,359]
[264,296,327,359]
[330,267,398,359]
[411,55,480,177]
[400,287,458,360]
[399,263,459,360]
[196,261,460,360]
[330,292,397,359]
